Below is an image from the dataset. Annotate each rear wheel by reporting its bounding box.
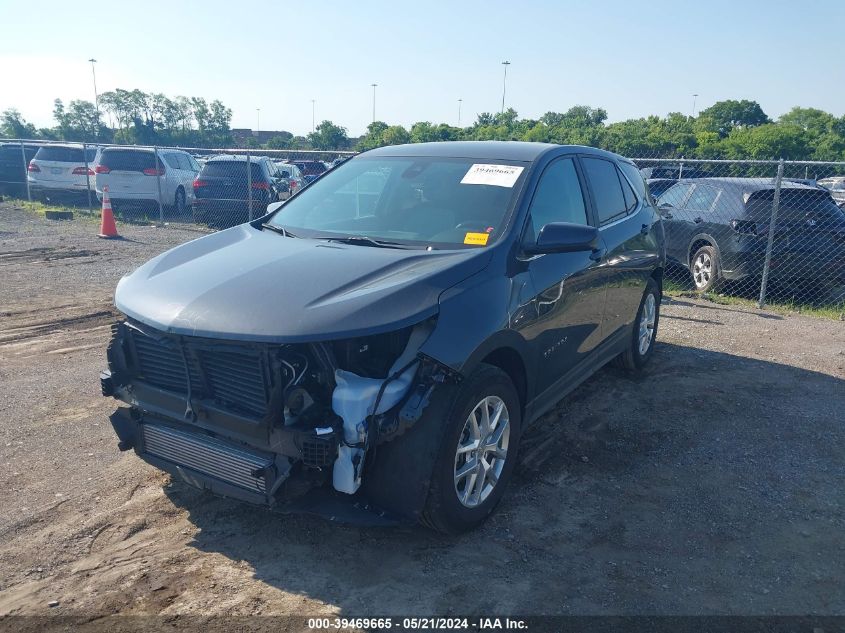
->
[173,187,186,215]
[616,277,661,371]
[421,364,521,534]
[690,245,720,292]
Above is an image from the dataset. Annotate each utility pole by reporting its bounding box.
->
[501,61,510,114]
[311,99,316,133]
[256,108,260,136]
[458,98,463,127]
[88,58,99,114]
[371,83,378,123]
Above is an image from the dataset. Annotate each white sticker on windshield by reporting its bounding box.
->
[460,164,524,188]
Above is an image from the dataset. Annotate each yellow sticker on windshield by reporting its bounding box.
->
[464,232,490,246]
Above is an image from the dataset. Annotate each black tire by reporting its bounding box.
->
[616,277,661,371]
[689,244,721,292]
[173,187,186,215]
[421,363,521,534]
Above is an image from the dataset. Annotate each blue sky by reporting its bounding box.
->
[1,0,843,137]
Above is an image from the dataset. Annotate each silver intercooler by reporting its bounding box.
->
[141,423,272,493]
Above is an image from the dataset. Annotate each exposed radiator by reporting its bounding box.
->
[141,423,272,493]
[128,327,269,418]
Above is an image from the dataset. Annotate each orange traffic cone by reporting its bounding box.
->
[98,186,120,239]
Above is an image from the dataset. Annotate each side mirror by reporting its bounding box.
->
[524,222,599,255]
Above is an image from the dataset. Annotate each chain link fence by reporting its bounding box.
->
[2,138,844,308]
[0,137,354,229]
[635,156,845,308]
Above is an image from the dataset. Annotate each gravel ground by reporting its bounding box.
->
[1,201,844,624]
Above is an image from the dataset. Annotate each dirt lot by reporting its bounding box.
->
[1,201,844,624]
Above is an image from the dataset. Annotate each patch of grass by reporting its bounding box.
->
[665,286,845,321]
[5,196,102,225]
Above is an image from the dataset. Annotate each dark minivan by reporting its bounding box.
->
[102,142,665,533]
[192,155,287,228]
[657,178,845,292]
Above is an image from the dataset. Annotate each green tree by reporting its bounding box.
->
[267,133,294,149]
[357,121,389,150]
[0,109,38,138]
[697,100,770,136]
[53,99,103,142]
[721,123,810,160]
[307,120,349,150]
[380,125,410,146]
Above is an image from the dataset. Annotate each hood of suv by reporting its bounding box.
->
[115,224,494,342]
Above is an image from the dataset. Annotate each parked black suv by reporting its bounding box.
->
[102,142,665,533]
[657,178,845,292]
[0,142,40,196]
[192,155,287,228]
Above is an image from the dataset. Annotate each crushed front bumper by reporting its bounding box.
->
[108,406,402,525]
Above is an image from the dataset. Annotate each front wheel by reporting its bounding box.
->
[616,277,661,371]
[421,364,521,534]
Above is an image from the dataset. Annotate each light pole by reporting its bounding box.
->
[371,83,378,123]
[691,93,699,118]
[458,98,463,127]
[311,99,316,133]
[256,108,260,136]
[88,58,99,114]
[500,61,510,114]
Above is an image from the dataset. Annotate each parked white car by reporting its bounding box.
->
[27,144,101,202]
[95,147,200,214]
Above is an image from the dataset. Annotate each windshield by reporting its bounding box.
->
[267,156,528,248]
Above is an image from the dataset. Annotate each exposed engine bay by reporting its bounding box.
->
[102,316,451,517]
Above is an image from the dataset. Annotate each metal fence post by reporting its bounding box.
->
[20,141,31,203]
[758,159,784,309]
[82,142,93,215]
[153,146,164,225]
[246,150,253,221]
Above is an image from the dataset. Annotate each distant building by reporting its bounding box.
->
[231,128,294,146]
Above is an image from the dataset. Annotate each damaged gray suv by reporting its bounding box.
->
[102,141,665,533]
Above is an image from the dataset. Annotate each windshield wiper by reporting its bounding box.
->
[324,236,407,249]
[261,223,297,238]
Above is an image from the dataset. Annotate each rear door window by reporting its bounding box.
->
[162,154,181,169]
[101,150,156,172]
[618,161,647,201]
[686,184,720,212]
[581,157,628,224]
[657,183,693,208]
[619,171,638,212]
[178,154,194,171]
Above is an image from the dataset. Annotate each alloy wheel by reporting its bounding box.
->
[692,252,713,289]
[454,395,510,508]
[638,292,656,356]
